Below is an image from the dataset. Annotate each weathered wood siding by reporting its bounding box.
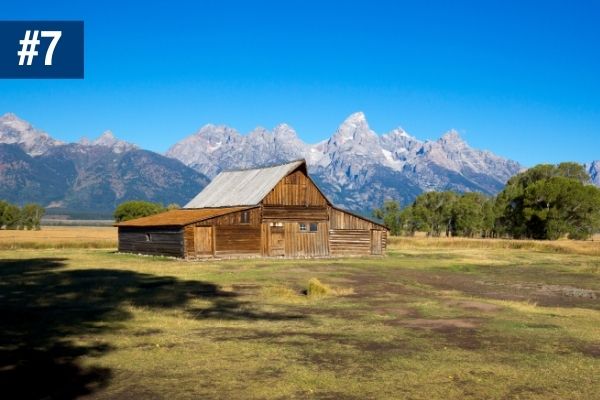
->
[263,170,327,206]
[214,225,261,256]
[196,207,261,226]
[328,207,388,255]
[329,207,377,230]
[184,208,262,257]
[118,227,184,257]
[329,229,371,256]
[262,206,327,221]
[283,221,329,257]
[184,225,195,258]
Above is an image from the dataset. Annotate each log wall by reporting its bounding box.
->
[329,207,378,230]
[118,227,184,257]
[329,229,372,256]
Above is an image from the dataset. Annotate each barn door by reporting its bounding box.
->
[194,226,213,257]
[371,230,383,255]
[269,225,285,257]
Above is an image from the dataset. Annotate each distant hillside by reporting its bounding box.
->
[0,114,209,214]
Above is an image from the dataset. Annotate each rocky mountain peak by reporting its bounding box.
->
[0,112,62,156]
[273,123,298,140]
[438,129,465,145]
[330,111,378,147]
[89,130,138,153]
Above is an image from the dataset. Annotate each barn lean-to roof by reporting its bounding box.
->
[184,160,306,208]
[115,206,256,227]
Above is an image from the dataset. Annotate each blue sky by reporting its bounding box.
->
[1,0,599,166]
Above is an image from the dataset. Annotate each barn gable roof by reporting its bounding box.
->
[115,206,256,227]
[184,159,308,208]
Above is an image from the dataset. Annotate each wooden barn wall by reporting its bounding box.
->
[262,206,327,221]
[214,225,261,256]
[328,207,381,230]
[329,229,371,256]
[282,221,329,257]
[262,170,327,206]
[118,227,184,257]
[183,225,195,258]
[196,208,261,227]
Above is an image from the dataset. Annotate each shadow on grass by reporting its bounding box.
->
[0,257,303,399]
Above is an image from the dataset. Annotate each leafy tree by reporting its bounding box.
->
[523,177,600,239]
[20,203,45,230]
[496,163,599,239]
[481,198,497,238]
[451,192,487,237]
[412,191,457,237]
[373,200,402,235]
[2,203,22,230]
[0,200,8,228]
[113,201,166,222]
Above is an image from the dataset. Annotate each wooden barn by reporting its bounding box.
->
[116,160,388,259]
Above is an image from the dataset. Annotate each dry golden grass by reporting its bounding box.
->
[388,235,600,256]
[0,226,117,249]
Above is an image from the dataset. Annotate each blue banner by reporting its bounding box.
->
[0,21,84,79]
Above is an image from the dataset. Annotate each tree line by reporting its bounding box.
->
[374,163,600,240]
[0,201,45,230]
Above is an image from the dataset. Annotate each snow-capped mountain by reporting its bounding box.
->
[165,123,307,178]
[0,113,63,156]
[167,112,523,210]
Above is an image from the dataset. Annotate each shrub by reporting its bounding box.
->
[307,278,333,297]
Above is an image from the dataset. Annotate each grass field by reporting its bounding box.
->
[0,232,599,399]
[0,226,117,249]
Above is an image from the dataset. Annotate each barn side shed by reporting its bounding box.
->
[116,160,388,259]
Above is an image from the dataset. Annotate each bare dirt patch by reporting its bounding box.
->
[580,343,600,358]
[445,300,503,312]
[402,318,480,330]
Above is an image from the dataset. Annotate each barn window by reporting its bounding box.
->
[299,222,307,232]
[309,223,318,232]
[240,211,250,224]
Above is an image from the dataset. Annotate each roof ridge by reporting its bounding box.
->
[218,159,305,173]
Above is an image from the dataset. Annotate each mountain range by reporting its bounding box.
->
[0,113,209,214]
[0,112,597,216]
[166,112,524,209]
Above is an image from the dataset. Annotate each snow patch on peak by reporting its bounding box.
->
[439,129,464,142]
[0,112,62,155]
[92,130,138,153]
[344,111,367,124]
